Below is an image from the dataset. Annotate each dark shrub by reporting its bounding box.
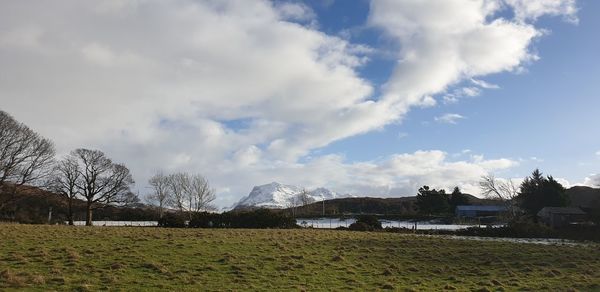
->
[349,222,373,231]
[355,215,382,230]
[158,213,186,228]
[187,209,297,229]
[225,209,298,229]
[189,212,219,228]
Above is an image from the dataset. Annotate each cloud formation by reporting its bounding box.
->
[435,113,466,124]
[0,0,578,206]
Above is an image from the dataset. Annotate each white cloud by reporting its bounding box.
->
[530,156,544,163]
[274,2,316,23]
[214,150,518,205]
[471,78,500,89]
[582,174,600,187]
[443,87,483,103]
[505,0,578,23]
[435,113,466,124]
[397,132,408,139]
[596,151,600,158]
[0,0,577,207]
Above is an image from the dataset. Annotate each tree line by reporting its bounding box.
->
[0,109,216,225]
[415,186,470,215]
[416,169,573,219]
[147,171,216,221]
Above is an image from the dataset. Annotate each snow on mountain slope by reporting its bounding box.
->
[234,182,347,209]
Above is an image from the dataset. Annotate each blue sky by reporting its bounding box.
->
[312,0,600,183]
[0,0,598,207]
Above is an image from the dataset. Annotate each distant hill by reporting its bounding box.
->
[280,193,502,217]
[0,185,157,223]
[233,182,352,209]
[566,186,600,209]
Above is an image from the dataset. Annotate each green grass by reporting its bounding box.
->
[1,225,599,291]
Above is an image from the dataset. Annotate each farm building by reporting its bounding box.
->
[455,205,508,218]
[537,207,587,228]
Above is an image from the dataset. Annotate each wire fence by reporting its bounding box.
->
[71,221,158,227]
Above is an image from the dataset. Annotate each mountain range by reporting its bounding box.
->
[233,182,351,209]
[233,183,600,213]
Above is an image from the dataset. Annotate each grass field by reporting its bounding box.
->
[1,225,599,291]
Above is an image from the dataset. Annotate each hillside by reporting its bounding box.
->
[566,186,600,208]
[233,182,350,209]
[276,186,600,217]
[0,185,156,223]
[282,194,502,217]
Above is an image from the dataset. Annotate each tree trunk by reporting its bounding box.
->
[67,198,74,225]
[85,202,93,226]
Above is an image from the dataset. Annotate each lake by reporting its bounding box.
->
[296,218,483,230]
[71,219,483,230]
[71,221,158,226]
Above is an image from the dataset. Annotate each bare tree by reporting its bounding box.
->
[70,149,134,226]
[188,174,216,213]
[166,172,216,220]
[167,172,188,214]
[148,171,171,219]
[48,157,80,225]
[479,174,519,217]
[299,188,312,206]
[0,110,55,210]
[286,194,299,217]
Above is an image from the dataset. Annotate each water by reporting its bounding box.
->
[296,218,481,230]
[70,219,483,230]
[71,221,158,226]
[443,235,587,246]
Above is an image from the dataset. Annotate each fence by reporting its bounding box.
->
[71,221,158,227]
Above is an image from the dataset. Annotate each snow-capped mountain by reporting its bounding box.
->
[234,182,347,209]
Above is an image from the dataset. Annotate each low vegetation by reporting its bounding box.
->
[1,225,599,291]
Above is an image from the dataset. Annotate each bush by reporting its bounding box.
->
[348,215,382,231]
[189,212,220,228]
[157,213,186,228]
[358,215,382,229]
[349,222,373,231]
[224,209,298,229]
[187,209,298,229]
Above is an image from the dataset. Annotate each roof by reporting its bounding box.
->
[455,205,507,212]
[537,207,586,216]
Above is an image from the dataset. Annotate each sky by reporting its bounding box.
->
[0,0,598,208]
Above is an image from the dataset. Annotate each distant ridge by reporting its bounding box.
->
[233,182,350,209]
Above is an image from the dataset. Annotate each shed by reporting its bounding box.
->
[537,207,586,228]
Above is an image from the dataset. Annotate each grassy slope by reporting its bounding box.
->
[1,226,599,291]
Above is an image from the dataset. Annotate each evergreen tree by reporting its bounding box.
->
[416,186,450,215]
[518,169,569,215]
[449,186,470,210]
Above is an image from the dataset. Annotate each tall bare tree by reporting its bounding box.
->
[479,174,519,217]
[0,110,55,210]
[48,157,80,225]
[148,171,171,219]
[299,188,312,206]
[166,172,215,220]
[167,172,188,214]
[286,194,299,217]
[70,149,134,226]
[188,174,216,213]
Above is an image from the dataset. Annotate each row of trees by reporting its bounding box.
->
[480,169,570,217]
[49,149,136,225]
[147,171,216,220]
[1,110,138,225]
[416,186,470,215]
[0,110,55,210]
[416,169,573,218]
[0,109,216,225]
